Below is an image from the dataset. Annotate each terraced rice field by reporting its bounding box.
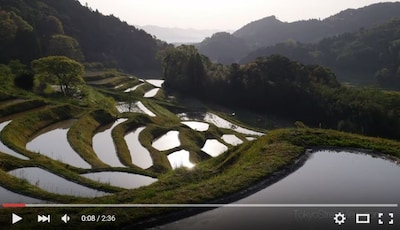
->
[3,73,399,229]
[0,74,264,204]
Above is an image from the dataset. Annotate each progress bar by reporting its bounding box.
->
[2,203,398,208]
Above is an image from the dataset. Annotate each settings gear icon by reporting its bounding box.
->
[334,212,347,225]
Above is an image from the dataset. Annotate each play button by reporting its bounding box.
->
[12,213,22,224]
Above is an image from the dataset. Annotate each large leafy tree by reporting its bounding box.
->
[31,56,84,96]
[161,45,206,95]
[47,34,84,61]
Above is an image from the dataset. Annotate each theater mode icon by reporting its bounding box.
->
[356,213,370,224]
[38,214,51,223]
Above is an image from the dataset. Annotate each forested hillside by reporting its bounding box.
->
[162,45,400,139]
[197,2,400,64]
[242,18,400,87]
[0,0,166,73]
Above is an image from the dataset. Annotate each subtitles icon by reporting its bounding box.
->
[334,212,346,225]
[38,214,51,223]
[61,214,71,223]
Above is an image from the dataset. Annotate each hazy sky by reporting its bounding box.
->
[78,0,398,30]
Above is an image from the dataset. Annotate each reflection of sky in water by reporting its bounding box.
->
[201,139,228,157]
[144,88,160,98]
[178,112,264,136]
[9,167,108,197]
[222,134,243,146]
[125,127,153,169]
[124,83,145,92]
[93,119,127,167]
[116,102,156,117]
[239,150,400,204]
[152,131,180,151]
[162,150,400,229]
[0,186,45,204]
[136,102,156,117]
[168,150,195,169]
[0,120,29,160]
[181,121,209,131]
[82,171,157,189]
[146,79,164,88]
[26,120,91,168]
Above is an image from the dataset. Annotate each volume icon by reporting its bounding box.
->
[61,214,70,223]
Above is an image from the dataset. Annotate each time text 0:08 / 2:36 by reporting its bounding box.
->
[81,214,116,222]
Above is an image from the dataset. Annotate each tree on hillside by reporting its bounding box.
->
[43,15,65,36]
[161,45,207,95]
[0,10,33,41]
[32,56,84,96]
[0,10,38,63]
[0,64,14,89]
[47,34,84,61]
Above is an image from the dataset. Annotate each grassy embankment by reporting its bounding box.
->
[0,105,126,201]
[96,81,156,103]
[96,127,400,229]
[0,99,47,122]
[111,96,208,173]
[0,104,98,203]
[84,70,137,89]
[0,73,157,200]
[3,126,398,229]
[0,73,143,200]
[67,110,116,169]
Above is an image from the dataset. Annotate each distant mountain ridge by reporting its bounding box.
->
[140,25,224,44]
[234,2,400,48]
[241,18,400,87]
[197,2,400,64]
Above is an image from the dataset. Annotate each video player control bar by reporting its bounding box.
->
[2,203,399,208]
